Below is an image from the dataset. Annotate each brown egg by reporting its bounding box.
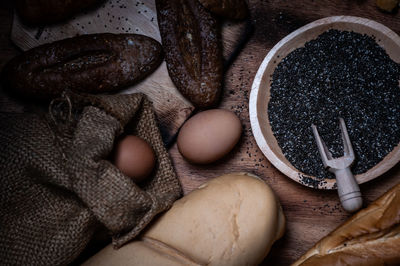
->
[113,135,156,182]
[177,109,242,164]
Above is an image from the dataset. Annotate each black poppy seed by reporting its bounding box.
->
[269,29,400,180]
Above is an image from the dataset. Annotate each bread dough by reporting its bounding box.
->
[84,172,285,266]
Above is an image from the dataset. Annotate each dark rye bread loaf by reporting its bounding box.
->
[15,0,102,25]
[156,0,223,109]
[198,0,248,19]
[2,33,163,100]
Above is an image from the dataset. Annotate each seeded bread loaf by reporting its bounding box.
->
[2,33,163,100]
[292,182,400,266]
[156,0,223,109]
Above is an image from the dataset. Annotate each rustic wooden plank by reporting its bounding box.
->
[170,1,400,265]
[1,0,400,265]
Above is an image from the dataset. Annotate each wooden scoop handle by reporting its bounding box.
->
[334,168,362,212]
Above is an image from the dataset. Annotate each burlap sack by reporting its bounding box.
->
[0,92,182,265]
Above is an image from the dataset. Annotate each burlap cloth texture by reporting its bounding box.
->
[0,91,182,265]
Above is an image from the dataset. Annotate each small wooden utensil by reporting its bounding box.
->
[312,118,362,212]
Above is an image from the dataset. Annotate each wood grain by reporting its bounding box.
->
[169,1,400,265]
[1,0,400,265]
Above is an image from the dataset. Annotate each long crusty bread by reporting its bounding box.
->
[292,182,400,266]
[2,33,163,100]
[156,0,223,109]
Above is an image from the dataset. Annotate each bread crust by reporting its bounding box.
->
[15,0,102,25]
[292,183,400,266]
[156,0,223,109]
[83,172,286,266]
[2,33,163,100]
[197,0,248,19]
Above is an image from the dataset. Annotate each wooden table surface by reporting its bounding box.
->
[1,1,400,265]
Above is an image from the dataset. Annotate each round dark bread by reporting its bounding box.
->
[2,33,163,100]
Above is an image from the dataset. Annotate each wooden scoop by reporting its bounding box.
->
[312,118,363,212]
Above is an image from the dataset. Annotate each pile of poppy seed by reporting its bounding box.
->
[268,29,400,180]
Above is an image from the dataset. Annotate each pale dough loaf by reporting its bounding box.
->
[84,172,285,266]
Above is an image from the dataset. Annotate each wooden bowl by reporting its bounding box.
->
[249,16,400,189]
